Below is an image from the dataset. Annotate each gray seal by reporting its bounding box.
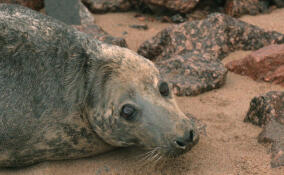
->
[0,4,199,167]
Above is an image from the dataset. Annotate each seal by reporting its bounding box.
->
[0,4,199,167]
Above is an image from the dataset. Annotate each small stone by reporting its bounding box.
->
[129,24,148,30]
[170,14,186,23]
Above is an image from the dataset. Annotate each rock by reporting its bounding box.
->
[272,0,284,8]
[156,53,227,96]
[45,0,81,25]
[270,139,284,168]
[170,14,186,24]
[81,0,132,13]
[0,0,43,10]
[245,91,284,167]
[138,13,284,96]
[134,0,200,14]
[73,24,127,47]
[244,91,284,127]
[259,120,284,167]
[225,0,269,17]
[129,24,148,30]
[79,1,95,25]
[226,44,284,87]
[73,1,127,47]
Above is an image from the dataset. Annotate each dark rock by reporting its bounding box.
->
[73,24,127,47]
[226,44,284,87]
[170,14,186,24]
[245,91,284,167]
[138,13,284,96]
[244,91,284,127]
[129,24,148,30]
[81,0,132,13]
[45,0,81,25]
[0,0,44,10]
[272,0,284,8]
[225,0,269,17]
[133,0,200,13]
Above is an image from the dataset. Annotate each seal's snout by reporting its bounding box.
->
[173,129,199,151]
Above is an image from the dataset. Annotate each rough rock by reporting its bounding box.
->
[0,0,43,10]
[73,1,127,47]
[245,91,284,126]
[74,24,127,47]
[156,53,227,96]
[81,0,132,13]
[245,91,284,167]
[225,0,269,17]
[79,1,95,25]
[226,44,284,87]
[272,0,284,8]
[135,0,200,14]
[138,13,284,96]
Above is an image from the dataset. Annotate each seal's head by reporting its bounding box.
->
[86,44,199,158]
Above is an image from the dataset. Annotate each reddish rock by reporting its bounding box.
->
[245,91,284,167]
[0,0,44,10]
[226,44,284,87]
[138,13,284,96]
[225,0,269,17]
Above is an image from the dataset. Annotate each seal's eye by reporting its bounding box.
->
[159,82,169,97]
[120,104,136,120]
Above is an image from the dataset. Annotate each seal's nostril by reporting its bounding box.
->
[189,130,194,142]
[174,140,186,149]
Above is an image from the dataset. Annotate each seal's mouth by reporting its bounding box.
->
[164,134,200,158]
[140,132,199,160]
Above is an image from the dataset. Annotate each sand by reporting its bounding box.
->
[1,8,284,175]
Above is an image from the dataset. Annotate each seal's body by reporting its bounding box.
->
[0,4,199,167]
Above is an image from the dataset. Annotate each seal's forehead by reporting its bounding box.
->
[99,44,161,87]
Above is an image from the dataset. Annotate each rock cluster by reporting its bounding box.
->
[226,44,284,87]
[245,91,284,167]
[137,13,284,96]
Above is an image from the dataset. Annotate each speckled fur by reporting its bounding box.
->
[0,4,199,167]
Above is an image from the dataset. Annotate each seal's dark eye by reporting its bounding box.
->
[120,104,136,120]
[159,82,169,97]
